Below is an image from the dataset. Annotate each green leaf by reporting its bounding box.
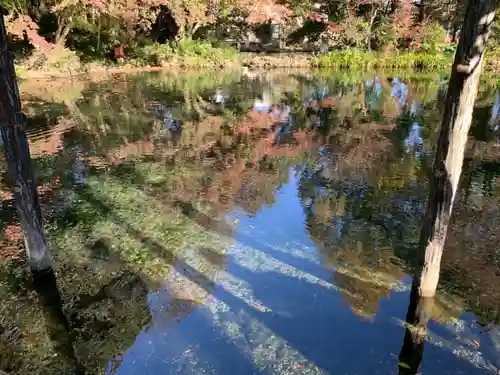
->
[398,362,411,369]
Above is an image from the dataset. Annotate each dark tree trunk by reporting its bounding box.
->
[416,0,497,297]
[451,24,459,43]
[398,283,435,375]
[0,10,53,272]
[417,0,425,23]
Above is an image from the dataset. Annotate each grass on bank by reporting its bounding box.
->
[316,49,452,70]
[316,48,500,72]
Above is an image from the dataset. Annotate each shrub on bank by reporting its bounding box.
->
[14,40,240,76]
[16,46,83,76]
[133,40,239,67]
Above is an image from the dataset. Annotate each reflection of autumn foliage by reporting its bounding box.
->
[0,176,62,262]
[28,122,72,156]
[102,108,319,214]
[445,195,500,321]
[344,132,392,171]
[307,98,339,109]
[326,126,394,182]
[298,120,406,319]
[201,110,319,212]
[0,225,24,261]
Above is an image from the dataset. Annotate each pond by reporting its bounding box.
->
[1,70,500,375]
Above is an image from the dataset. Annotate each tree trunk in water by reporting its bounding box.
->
[416,0,496,297]
[33,269,84,374]
[0,12,53,272]
[398,283,435,375]
[418,0,425,23]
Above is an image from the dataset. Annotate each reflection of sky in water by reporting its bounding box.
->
[391,78,409,109]
[405,122,423,155]
[491,91,500,130]
[67,145,86,186]
[113,170,498,375]
[253,98,271,112]
[213,88,225,105]
[365,77,383,110]
[304,86,329,103]
[405,100,423,156]
[163,108,182,132]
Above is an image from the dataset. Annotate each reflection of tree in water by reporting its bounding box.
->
[5,71,500,374]
[296,90,428,317]
[296,77,500,327]
[442,185,500,323]
[2,73,329,374]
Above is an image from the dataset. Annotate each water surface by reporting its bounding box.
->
[1,70,500,375]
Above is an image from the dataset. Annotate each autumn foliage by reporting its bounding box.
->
[2,0,482,70]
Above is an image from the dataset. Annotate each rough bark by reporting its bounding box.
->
[416,0,497,297]
[398,283,434,375]
[0,9,53,272]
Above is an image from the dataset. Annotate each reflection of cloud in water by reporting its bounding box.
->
[67,145,86,185]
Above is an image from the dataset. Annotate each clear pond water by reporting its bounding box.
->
[1,70,500,375]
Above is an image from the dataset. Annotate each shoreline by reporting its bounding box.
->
[15,51,500,81]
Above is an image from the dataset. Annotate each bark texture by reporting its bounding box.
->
[0,10,53,271]
[416,0,496,298]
